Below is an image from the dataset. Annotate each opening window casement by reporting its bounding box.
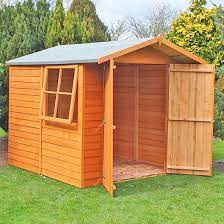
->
[40,65,78,124]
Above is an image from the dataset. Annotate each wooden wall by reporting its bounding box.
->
[82,64,104,187]
[8,66,42,173]
[114,65,136,161]
[8,65,84,188]
[113,64,167,167]
[138,65,167,166]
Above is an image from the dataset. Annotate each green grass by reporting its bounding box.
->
[0,140,224,224]
[0,127,7,138]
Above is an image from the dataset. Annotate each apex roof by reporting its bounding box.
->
[7,37,207,66]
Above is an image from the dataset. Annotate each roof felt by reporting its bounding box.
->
[6,38,151,66]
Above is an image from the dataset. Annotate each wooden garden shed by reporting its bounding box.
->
[7,36,215,195]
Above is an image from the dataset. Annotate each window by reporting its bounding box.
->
[40,65,78,124]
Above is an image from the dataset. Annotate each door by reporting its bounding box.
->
[103,60,114,195]
[167,64,215,176]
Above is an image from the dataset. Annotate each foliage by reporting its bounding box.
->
[214,90,224,139]
[0,0,108,130]
[167,0,224,67]
[70,0,109,42]
[0,141,224,223]
[45,0,64,47]
[0,127,7,137]
[167,0,224,139]
[0,64,8,131]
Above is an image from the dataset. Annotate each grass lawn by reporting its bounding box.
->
[0,140,224,224]
[0,127,7,138]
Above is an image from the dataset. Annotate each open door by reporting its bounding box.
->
[167,64,215,176]
[103,60,114,195]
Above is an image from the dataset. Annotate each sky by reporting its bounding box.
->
[92,0,224,25]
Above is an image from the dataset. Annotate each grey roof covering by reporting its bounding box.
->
[7,38,151,66]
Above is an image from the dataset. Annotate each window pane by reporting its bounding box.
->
[45,93,56,117]
[60,68,75,93]
[56,94,71,119]
[47,69,59,91]
[72,92,78,123]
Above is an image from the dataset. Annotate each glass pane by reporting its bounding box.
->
[60,68,75,93]
[72,92,78,123]
[56,94,71,119]
[47,69,59,91]
[45,93,56,117]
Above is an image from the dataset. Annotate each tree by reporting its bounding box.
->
[108,19,129,41]
[7,13,32,59]
[61,11,81,44]
[0,5,15,62]
[0,64,8,131]
[0,0,51,131]
[45,0,65,47]
[167,0,223,67]
[168,0,224,139]
[127,2,177,38]
[70,0,109,42]
[35,0,50,51]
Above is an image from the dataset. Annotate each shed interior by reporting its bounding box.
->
[113,64,167,181]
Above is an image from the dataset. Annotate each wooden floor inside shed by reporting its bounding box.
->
[113,160,165,182]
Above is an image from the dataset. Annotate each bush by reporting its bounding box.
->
[214,89,224,139]
[0,64,8,131]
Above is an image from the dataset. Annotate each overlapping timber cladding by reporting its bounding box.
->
[7,36,215,195]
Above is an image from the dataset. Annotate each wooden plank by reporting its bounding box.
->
[42,162,81,180]
[166,64,214,176]
[10,129,40,141]
[10,82,40,90]
[42,156,81,173]
[170,69,214,73]
[167,165,209,171]
[41,169,81,187]
[9,106,39,115]
[9,94,40,103]
[42,149,81,165]
[42,134,80,149]
[69,66,78,123]
[9,112,40,122]
[8,141,39,153]
[9,100,40,109]
[102,60,114,196]
[9,135,40,148]
[9,159,39,173]
[44,90,72,95]
[42,142,82,158]
[53,68,62,117]
[9,118,40,128]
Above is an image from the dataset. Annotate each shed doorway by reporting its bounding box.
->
[113,64,167,182]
